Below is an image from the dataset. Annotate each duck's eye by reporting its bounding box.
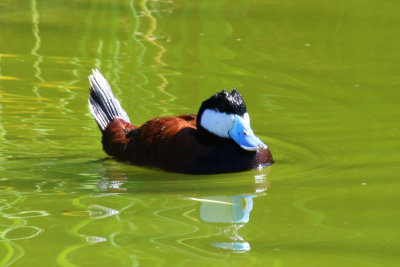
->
[243,131,248,136]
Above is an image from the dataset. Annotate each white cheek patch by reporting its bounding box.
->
[200,109,235,138]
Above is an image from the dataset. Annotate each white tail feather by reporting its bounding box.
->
[88,69,131,132]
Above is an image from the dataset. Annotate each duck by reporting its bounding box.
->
[88,69,273,174]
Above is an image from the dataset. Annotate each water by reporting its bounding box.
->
[0,0,399,265]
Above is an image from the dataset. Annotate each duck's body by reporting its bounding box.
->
[89,70,273,174]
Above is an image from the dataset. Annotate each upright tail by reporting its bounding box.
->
[88,69,131,132]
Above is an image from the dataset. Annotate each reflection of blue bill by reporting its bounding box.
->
[211,241,250,251]
[199,195,255,223]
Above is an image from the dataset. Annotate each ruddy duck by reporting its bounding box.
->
[88,69,273,174]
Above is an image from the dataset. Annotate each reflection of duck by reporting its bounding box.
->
[88,69,273,174]
[199,195,255,223]
[195,195,259,252]
[188,174,269,253]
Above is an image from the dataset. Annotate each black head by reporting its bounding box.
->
[197,89,247,125]
[196,89,248,143]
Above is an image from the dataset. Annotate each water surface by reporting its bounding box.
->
[0,0,399,266]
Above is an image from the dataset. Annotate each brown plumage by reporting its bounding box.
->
[89,69,273,174]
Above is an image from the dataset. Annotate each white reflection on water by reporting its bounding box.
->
[188,174,268,253]
[198,195,255,223]
[89,204,119,219]
[197,195,255,252]
[30,0,44,85]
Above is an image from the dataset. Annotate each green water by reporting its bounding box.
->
[0,0,399,265]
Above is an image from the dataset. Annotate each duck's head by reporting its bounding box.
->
[197,89,267,151]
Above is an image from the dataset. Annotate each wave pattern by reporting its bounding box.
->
[0,0,399,266]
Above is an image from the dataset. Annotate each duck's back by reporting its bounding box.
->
[123,115,199,172]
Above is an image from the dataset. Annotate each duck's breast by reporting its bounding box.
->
[183,143,259,174]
